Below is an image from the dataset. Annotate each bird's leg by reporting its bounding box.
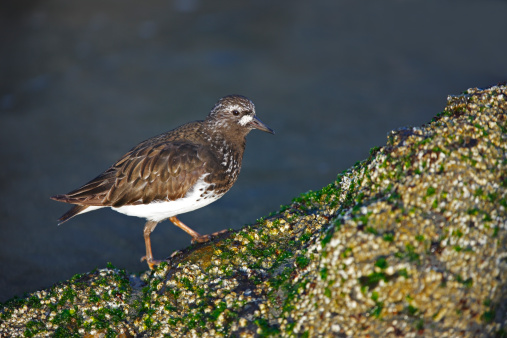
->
[141,220,161,269]
[169,216,209,243]
[169,216,227,243]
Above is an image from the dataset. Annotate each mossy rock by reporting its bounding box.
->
[1,85,506,337]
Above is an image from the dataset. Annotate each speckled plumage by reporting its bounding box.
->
[51,95,274,269]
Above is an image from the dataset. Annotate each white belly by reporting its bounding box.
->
[112,174,223,222]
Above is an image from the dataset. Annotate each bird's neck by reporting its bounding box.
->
[198,123,246,160]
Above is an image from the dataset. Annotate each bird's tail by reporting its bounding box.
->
[57,205,88,225]
[50,195,89,225]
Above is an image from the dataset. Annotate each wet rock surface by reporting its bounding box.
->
[1,85,506,336]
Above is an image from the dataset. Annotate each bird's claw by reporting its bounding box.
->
[140,256,162,270]
[191,234,212,244]
[191,229,228,244]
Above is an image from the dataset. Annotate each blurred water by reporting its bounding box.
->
[0,0,506,302]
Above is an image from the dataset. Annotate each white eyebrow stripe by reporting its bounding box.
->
[238,114,253,126]
[229,104,244,111]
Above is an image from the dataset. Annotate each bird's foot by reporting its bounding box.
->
[191,234,211,244]
[211,229,229,236]
[140,256,162,270]
[170,250,182,258]
[191,229,228,244]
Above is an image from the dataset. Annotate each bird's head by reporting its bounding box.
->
[207,95,275,136]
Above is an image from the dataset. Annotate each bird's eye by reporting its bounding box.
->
[232,110,240,116]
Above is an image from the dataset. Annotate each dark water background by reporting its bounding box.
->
[1,0,506,302]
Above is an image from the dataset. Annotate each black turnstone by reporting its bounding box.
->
[51,95,274,269]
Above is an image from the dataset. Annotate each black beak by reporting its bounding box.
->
[249,116,275,134]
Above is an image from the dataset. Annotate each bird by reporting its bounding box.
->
[51,95,274,269]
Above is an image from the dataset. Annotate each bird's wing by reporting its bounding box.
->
[52,141,216,207]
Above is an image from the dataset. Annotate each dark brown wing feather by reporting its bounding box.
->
[52,141,216,208]
[51,168,116,204]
